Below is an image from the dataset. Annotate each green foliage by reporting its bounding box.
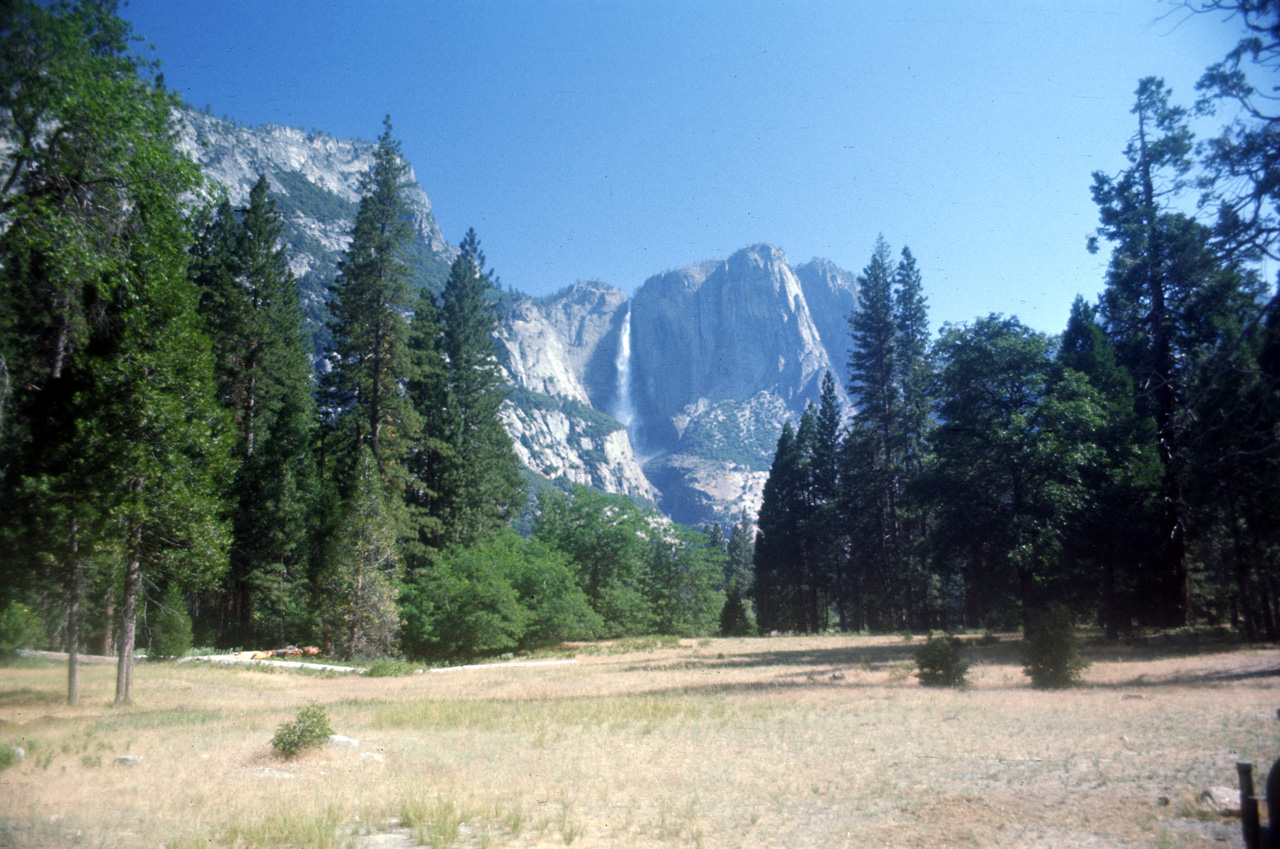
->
[1022,605,1090,689]
[0,602,43,657]
[190,176,320,649]
[320,446,402,660]
[363,658,417,677]
[322,116,417,489]
[271,702,333,759]
[718,590,755,637]
[926,315,1105,626]
[149,586,193,659]
[534,487,657,637]
[400,529,600,659]
[426,229,525,550]
[915,634,968,687]
[648,527,726,637]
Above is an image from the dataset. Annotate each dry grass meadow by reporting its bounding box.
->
[0,632,1276,849]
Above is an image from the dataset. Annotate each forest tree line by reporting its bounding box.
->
[1,2,1278,710]
[754,15,1280,638]
[0,1,750,705]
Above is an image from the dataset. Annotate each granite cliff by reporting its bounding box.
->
[181,110,860,527]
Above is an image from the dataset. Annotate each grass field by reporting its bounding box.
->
[0,632,1275,848]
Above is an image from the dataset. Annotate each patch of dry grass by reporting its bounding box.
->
[0,633,1274,848]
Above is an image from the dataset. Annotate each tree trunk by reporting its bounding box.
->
[115,517,142,706]
[100,587,114,657]
[66,518,82,706]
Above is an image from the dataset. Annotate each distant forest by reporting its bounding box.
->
[0,2,1276,708]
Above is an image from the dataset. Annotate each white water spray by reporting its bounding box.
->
[614,303,636,430]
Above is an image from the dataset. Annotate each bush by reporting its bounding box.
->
[149,586,193,659]
[0,744,22,773]
[364,658,417,677]
[915,633,968,687]
[271,702,333,758]
[1022,604,1089,689]
[0,601,43,658]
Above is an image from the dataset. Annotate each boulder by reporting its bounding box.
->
[328,734,359,748]
[1197,786,1241,817]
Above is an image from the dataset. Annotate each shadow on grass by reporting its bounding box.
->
[608,630,1275,694]
[0,687,64,708]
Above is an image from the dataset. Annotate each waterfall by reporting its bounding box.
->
[614,303,635,430]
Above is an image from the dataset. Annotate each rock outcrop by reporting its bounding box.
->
[177,109,863,527]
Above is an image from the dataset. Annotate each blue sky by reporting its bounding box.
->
[120,0,1246,334]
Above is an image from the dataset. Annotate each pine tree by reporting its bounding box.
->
[843,237,912,629]
[1091,78,1251,625]
[1058,297,1160,637]
[724,509,755,597]
[753,422,806,633]
[319,446,401,659]
[323,117,416,487]
[429,229,523,549]
[191,176,319,646]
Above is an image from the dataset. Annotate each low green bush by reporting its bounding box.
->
[271,702,333,758]
[0,744,22,773]
[0,601,43,657]
[1022,604,1089,689]
[364,658,417,677]
[915,633,968,687]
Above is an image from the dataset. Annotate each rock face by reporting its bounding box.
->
[630,244,847,451]
[180,110,861,527]
[175,109,455,340]
[496,247,858,526]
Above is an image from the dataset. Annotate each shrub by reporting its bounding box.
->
[364,658,417,677]
[1022,604,1089,689]
[915,633,968,687]
[0,744,21,773]
[271,702,333,758]
[0,601,43,658]
[975,630,1000,647]
[149,586,193,659]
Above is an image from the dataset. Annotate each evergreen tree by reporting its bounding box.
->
[753,422,805,633]
[429,229,523,549]
[323,117,416,486]
[402,285,449,568]
[319,446,401,659]
[1058,297,1160,637]
[191,176,319,647]
[724,509,755,597]
[840,237,933,630]
[1091,78,1251,625]
[803,374,844,631]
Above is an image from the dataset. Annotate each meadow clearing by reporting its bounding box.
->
[0,632,1275,849]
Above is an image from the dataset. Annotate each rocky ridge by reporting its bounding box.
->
[179,110,860,527]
